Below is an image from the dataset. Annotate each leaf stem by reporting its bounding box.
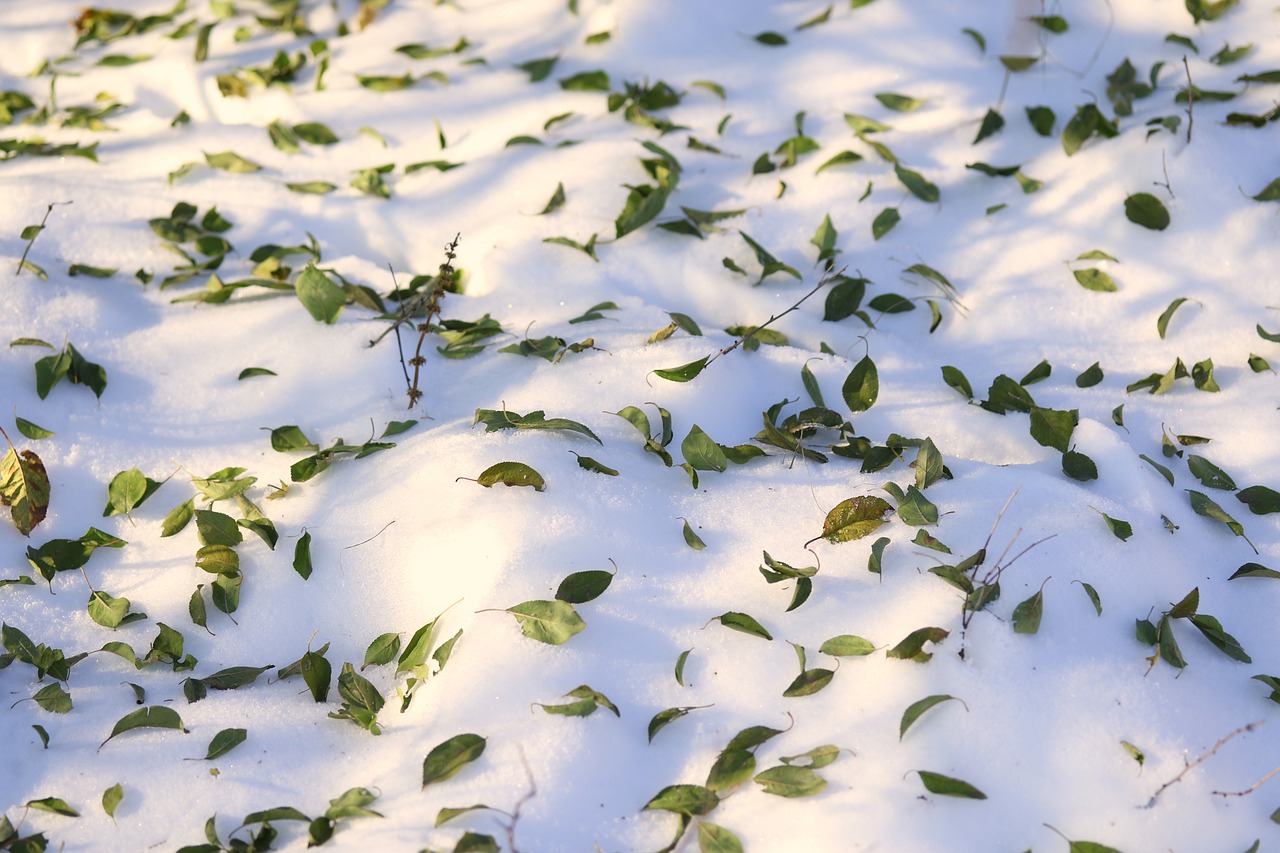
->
[708,265,843,368]
[15,201,71,276]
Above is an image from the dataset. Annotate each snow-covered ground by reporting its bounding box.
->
[2,1,1278,850]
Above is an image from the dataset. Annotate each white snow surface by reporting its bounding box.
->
[2,1,1279,851]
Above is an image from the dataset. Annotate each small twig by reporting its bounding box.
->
[342,520,396,551]
[1214,765,1280,798]
[1142,720,1264,809]
[503,746,537,853]
[406,234,459,409]
[1182,56,1194,144]
[1155,149,1175,199]
[1078,0,1113,79]
[15,201,71,276]
[709,266,842,367]
[386,263,412,390]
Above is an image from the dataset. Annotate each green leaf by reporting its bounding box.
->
[555,569,612,604]
[88,590,139,629]
[815,150,864,174]
[1076,363,1104,387]
[201,727,247,760]
[753,766,826,798]
[300,647,331,702]
[872,207,900,240]
[893,485,938,526]
[682,425,729,473]
[102,783,123,818]
[973,108,1004,143]
[296,264,346,324]
[1092,508,1133,541]
[559,70,610,91]
[100,705,186,747]
[195,510,243,546]
[1236,485,1280,515]
[33,682,72,714]
[1124,193,1171,230]
[1029,407,1076,453]
[269,425,317,453]
[675,649,692,686]
[470,461,546,491]
[654,356,710,383]
[293,122,338,145]
[644,784,718,815]
[502,600,584,644]
[1157,297,1191,339]
[682,519,706,551]
[706,748,756,792]
[713,611,772,640]
[1192,358,1219,392]
[517,55,558,82]
[753,31,788,46]
[13,417,53,441]
[842,355,879,412]
[537,182,566,216]
[361,633,401,670]
[875,92,925,111]
[1187,455,1236,490]
[1189,613,1250,662]
[285,181,337,195]
[1249,177,1280,202]
[1074,268,1117,292]
[782,668,835,697]
[203,150,262,173]
[900,694,959,739]
[293,531,313,579]
[914,770,987,799]
[472,409,602,443]
[357,73,416,91]
[195,544,239,575]
[697,822,744,853]
[886,626,948,662]
[1026,105,1055,135]
[941,365,973,399]
[819,634,875,656]
[894,164,939,202]
[648,705,704,743]
[237,367,276,380]
[1062,449,1098,482]
[1158,614,1187,668]
[1000,55,1039,71]
[421,734,486,787]
[1012,580,1047,634]
[1188,489,1254,550]
[814,495,893,544]
[26,797,79,817]
[404,159,464,174]
[1072,581,1101,616]
[844,113,892,134]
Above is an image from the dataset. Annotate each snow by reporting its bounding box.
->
[2,0,1278,851]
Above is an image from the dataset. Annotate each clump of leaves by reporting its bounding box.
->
[30,341,107,399]
[1136,586,1251,671]
[614,142,681,241]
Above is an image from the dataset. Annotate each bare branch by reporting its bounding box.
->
[1142,720,1265,809]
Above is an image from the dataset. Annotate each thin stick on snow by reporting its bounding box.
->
[1142,719,1264,809]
